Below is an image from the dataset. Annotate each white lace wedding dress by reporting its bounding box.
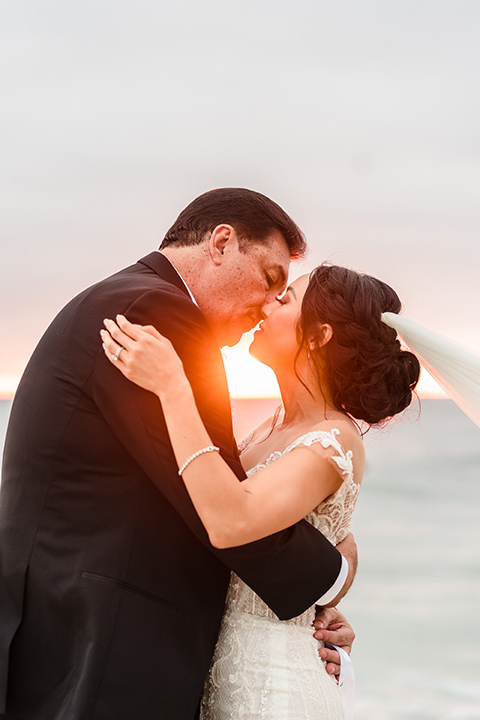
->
[200,428,361,720]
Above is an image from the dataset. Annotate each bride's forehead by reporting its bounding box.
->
[290,274,310,293]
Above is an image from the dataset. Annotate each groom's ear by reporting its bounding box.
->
[208,224,236,265]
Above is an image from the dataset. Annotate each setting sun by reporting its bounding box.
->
[0,345,448,402]
[0,376,20,400]
[223,339,280,399]
[222,337,447,400]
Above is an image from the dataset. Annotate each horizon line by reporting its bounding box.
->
[0,391,451,402]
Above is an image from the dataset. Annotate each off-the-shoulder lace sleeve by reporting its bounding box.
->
[246,428,354,482]
[223,427,362,630]
[282,428,354,483]
[245,428,360,546]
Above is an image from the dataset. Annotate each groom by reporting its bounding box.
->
[0,188,355,720]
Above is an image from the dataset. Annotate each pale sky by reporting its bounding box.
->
[1,0,479,397]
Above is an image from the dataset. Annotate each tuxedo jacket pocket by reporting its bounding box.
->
[81,572,179,613]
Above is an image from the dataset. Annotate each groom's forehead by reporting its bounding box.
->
[254,234,291,267]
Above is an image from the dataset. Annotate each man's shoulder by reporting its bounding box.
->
[48,253,209,352]
[87,256,214,347]
[77,253,195,316]
[96,253,186,296]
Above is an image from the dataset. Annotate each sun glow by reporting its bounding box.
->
[222,337,280,399]
[222,340,447,399]
[415,368,448,399]
[0,375,20,400]
[0,352,447,402]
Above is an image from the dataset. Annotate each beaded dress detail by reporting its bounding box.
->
[200,429,361,720]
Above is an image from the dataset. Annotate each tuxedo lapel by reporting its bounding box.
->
[138,252,191,297]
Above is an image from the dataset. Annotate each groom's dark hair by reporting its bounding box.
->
[160,188,307,259]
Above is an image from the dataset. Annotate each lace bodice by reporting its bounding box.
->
[200,428,357,719]
[227,428,361,629]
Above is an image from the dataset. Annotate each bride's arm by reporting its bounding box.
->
[101,315,345,549]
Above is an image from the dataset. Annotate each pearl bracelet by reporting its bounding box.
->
[177,445,220,476]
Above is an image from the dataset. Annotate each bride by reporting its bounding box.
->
[101,264,420,719]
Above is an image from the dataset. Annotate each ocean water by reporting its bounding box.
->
[1,398,480,719]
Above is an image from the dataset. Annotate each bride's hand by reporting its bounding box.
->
[100,315,187,397]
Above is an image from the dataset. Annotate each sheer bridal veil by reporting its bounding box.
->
[381,313,480,430]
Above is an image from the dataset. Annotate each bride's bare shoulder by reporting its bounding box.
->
[238,415,277,451]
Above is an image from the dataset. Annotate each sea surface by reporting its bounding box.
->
[1,398,480,719]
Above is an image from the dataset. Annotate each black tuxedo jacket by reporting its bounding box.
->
[0,253,341,720]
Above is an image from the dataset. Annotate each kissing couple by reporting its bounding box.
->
[1,188,422,720]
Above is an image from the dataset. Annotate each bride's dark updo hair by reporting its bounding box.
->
[298,265,421,426]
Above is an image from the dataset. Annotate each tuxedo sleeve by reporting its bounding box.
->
[92,287,343,620]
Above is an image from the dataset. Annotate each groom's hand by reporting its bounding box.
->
[313,606,355,678]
